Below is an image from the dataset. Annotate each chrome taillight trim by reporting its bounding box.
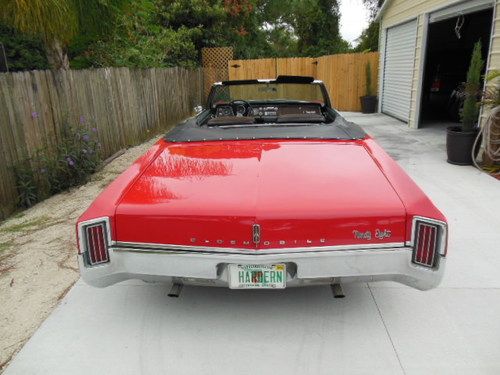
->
[408,216,447,268]
[77,217,112,266]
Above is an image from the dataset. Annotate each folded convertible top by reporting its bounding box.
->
[165,111,367,143]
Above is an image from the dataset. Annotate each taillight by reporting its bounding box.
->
[78,218,110,267]
[411,217,447,268]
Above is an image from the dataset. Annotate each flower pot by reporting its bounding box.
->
[446,126,479,165]
[360,95,377,114]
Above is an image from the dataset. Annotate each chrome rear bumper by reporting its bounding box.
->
[78,245,445,290]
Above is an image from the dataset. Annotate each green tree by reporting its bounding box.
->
[83,0,200,68]
[6,0,354,69]
[355,21,379,52]
[158,0,273,59]
[362,0,384,19]
[284,0,349,56]
[355,0,383,52]
[461,40,484,131]
[222,0,274,58]
[158,0,226,49]
[0,24,49,71]
[0,0,129,69]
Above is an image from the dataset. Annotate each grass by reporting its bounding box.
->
[0,240,13,253]
[0,215,51,234]
[12,212,25,219]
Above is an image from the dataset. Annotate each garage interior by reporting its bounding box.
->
[419,8,493,128]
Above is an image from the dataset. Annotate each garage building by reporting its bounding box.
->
[376,0,499,128]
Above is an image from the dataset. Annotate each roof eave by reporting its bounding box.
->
[374,0,392,22]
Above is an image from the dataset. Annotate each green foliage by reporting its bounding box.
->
[69,0,353,67]
[13,161,39,208]
[0,0,131,69]
[0,216,50,233]
[362,0,384,19]
[281,0,350,56]
[156,0,277,60]
[0,24,49,71]
[355,0,382,52]
[481,70,500,108]
[355,21,379,52]
[0,0,77,44]
[0,0,130,44]
[72,0,200,68]
[365,61,373,96]
[461,40,484,131]
[45,125,101,194]
[12,124,101,209]
[158,0,226,42]
[2,0,357,69]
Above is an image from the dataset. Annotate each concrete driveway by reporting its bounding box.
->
[5,113,500,375]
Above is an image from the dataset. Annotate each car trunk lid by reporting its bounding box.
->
[114,140,406,250]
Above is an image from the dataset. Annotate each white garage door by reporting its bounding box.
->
[382,20,417,122]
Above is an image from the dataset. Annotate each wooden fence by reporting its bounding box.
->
[228,52,379,112]
[0,54,378,220]
[0,67,203,220]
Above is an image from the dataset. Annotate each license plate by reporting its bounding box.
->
[228,264,286,289]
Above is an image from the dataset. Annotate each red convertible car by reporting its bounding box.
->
[77,76,447,296]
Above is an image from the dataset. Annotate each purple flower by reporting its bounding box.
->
[66,157,75,167]
[82,134,90,142]
[92,127,98,133]
[79,115,86,124]
[31,111,39,119]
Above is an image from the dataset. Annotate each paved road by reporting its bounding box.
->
[5,113,500,375]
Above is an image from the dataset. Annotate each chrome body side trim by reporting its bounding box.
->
[112,241,406,255]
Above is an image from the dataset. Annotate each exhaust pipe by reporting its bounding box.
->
[168,283,183,298]
[330,283,345,298]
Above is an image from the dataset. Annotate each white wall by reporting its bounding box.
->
[379,0,499,128]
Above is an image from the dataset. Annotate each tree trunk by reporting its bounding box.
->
[46,40,69,70]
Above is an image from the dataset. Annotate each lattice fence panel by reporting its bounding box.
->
[201,47,233,100]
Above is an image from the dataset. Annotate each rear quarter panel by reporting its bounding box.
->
[362,137,447,243]
[77,140,165,239]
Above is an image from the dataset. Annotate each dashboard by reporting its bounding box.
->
[215,103,322,118]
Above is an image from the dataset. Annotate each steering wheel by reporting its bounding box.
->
[230,100,250,117]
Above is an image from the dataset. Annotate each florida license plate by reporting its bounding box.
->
[228,264,286,289]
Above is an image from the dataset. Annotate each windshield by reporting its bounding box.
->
[209,83,327,107]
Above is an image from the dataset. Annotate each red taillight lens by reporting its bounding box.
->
[79,220,110,266]
[411,218,446,268]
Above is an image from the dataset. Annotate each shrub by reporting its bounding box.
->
[13,161,39,208]
[12,124,101,208]
[461,40,484,131]
[365,61,373,97]
[0,23,49,72]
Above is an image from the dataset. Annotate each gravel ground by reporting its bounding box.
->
[0,136,159,371]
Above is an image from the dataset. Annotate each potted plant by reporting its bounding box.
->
[446,40,484,165]
[360,61,377,113]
